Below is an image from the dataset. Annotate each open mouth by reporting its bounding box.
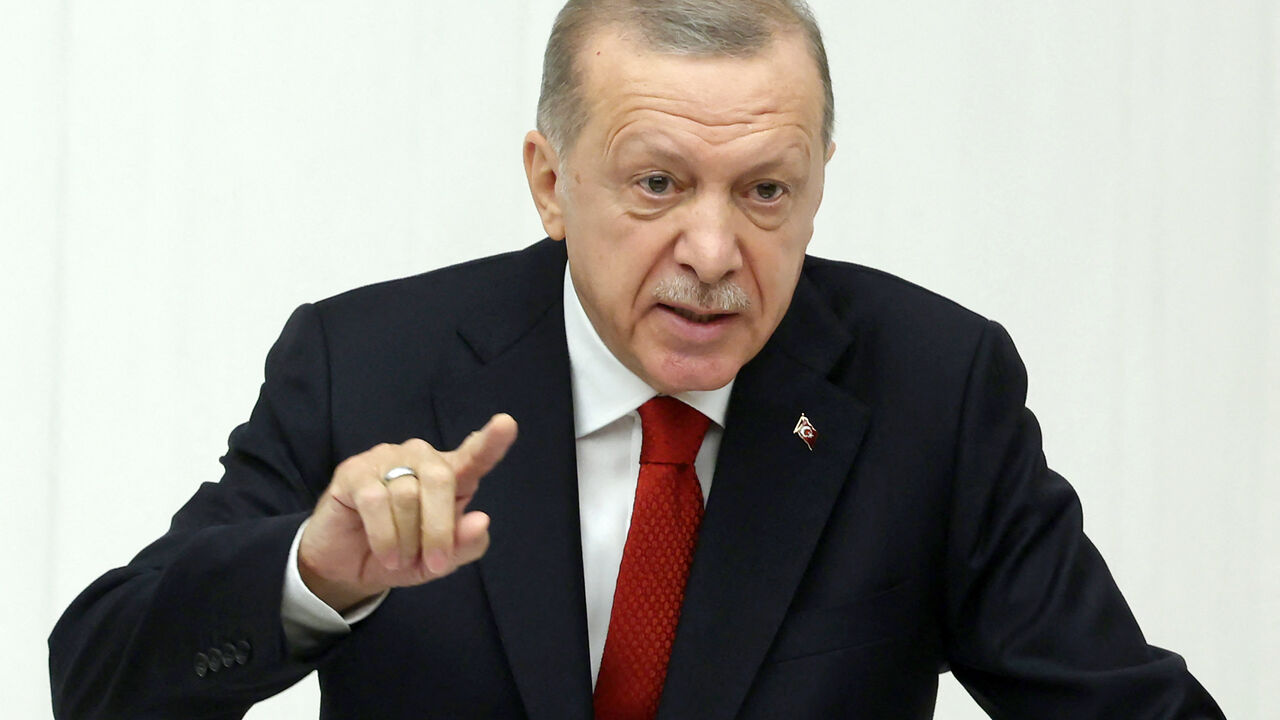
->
[662,304,729,324]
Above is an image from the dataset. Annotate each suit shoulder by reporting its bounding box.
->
[801,255,990,339]
[279,239,565,376]
[313,240,563,319]
[795,257,1005,423]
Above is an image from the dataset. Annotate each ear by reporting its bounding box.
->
[523,130,566,241]
[811,141,835,213]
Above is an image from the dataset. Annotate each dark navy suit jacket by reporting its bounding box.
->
[50,239,1223,718]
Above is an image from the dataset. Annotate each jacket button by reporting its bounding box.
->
[194,652,209,678]
[207,648,223,672]
[220,643,237,668]
[234,640,251,666]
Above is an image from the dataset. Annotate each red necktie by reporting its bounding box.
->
[594,396,711,720]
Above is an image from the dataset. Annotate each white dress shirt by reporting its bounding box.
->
[282,267,734,686]
[563,268,733,683]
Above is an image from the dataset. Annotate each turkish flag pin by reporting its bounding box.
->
[793,413,817,451]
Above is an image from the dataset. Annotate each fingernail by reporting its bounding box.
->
[385,554,401,571]
[426,549,449,574]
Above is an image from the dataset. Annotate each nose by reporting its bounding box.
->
[673,194,742,285]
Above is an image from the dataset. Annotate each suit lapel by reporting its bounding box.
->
[430,244,868,719]
[661,274,871,719]
[432,241,594,720]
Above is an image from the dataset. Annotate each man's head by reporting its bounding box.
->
[535,0,834,157]
[524,0,835,395]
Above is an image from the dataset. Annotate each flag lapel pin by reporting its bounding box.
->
[793,413,817,451]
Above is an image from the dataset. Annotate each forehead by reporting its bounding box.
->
[573,28,825,153]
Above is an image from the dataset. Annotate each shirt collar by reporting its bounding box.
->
[563,266,734,438]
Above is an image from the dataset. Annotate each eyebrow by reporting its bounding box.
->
[739,145,811,177]
[609,135,812,178]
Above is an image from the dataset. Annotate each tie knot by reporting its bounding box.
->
[638,396,710,465]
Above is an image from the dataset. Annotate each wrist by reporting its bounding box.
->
[297,555,381,613]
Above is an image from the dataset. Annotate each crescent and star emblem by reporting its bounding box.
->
[793,413,818,451]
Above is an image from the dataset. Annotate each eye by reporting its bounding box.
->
[642,175,674,195]
[752,182,785,201]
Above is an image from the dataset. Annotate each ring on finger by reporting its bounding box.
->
[383,466,418,483]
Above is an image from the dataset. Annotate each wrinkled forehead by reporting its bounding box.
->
[573,27,827,148]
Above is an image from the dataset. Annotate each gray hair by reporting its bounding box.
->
[536,0,834,156]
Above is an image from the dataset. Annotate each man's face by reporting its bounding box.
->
[525,29,832,395]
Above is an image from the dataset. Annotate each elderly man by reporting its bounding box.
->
[50,1,1222,718]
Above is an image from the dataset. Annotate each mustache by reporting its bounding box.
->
[652,275,751,313]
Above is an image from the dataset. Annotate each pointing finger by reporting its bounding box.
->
[444,413,518,495]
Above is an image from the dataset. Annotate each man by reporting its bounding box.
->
[50,1,1223,718]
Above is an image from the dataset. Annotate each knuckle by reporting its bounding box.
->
[402,437,432,454]
[333,454,364,479]
[418,464,456,489]
[337,454,380,483]
[352,484,387,509]
[333,456,352,475]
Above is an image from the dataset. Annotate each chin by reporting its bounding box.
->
[646,355,741,395]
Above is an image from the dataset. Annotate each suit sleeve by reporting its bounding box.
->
[943,321,1224,719]
[49,303,340,720]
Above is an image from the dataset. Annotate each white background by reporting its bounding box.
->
[3,1,1276,718]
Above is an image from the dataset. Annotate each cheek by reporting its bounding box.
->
[572,234,662,330]
[611,222,677,288]
[743,232,808,320]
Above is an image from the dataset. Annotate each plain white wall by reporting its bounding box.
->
[3,1,1276,718]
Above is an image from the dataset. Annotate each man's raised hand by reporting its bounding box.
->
[297,414,518,611]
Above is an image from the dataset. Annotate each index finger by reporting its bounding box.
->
[443,413,518,495]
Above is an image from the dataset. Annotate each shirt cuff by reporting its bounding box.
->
[281,519,388,655]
